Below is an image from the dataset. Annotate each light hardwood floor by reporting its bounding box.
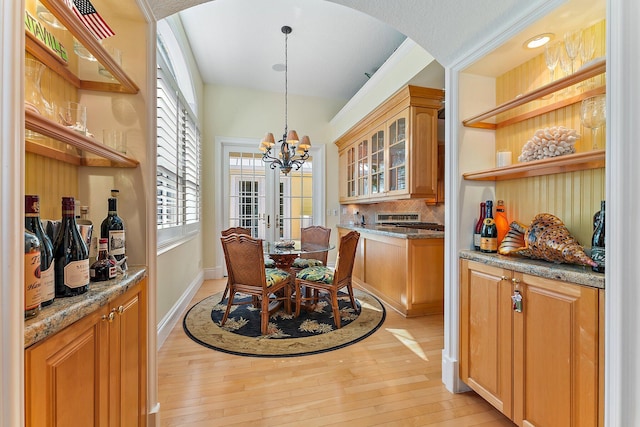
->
[157,279,515,426]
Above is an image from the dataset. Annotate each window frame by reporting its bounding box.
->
[156,31,201,252]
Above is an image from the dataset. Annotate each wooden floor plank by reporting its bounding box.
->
[157,279,515,426]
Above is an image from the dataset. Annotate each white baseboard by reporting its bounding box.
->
[204,266,223,280]
[442,351,471,393]
[156,271,204,349]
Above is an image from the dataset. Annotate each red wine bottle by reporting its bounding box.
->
[480,200,498,253]
[473,202,486,250]
[101,189,126,270]
[24,229,42,319]
[25,195,55,306]
[591,200,605,273]
[90,238,117,281]
[53,197,89,296]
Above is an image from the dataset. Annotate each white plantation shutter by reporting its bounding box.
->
[156,54,201,245]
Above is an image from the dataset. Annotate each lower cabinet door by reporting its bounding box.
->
[109,280,147,427]
[460,260,513,418]
[513,273,600,427]
[25,308,110,427]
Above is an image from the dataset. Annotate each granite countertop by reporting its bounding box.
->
[24,266,147,348]
[460,250,604,289]
[337,224,444,239]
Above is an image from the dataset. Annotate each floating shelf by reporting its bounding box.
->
[462,150,605,181]
[25,110,139,168]
[27,0,139,94]
[463,58,606,128]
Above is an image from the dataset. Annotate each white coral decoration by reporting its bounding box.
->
[518,126,580,162]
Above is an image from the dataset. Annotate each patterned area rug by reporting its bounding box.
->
[183,288,386,357]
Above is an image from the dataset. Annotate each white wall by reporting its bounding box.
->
[329,39,440,141]
[201,84,346,272]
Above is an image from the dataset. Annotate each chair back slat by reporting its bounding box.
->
[221,227,251,237]
[220,234,266,289]
[300,226,331,264]
[333,231,360,284]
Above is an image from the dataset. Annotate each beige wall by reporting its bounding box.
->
[202,84,346,270]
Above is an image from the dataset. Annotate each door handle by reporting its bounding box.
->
[267,214,270,229]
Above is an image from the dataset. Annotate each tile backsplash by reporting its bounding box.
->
[341,200,444,225]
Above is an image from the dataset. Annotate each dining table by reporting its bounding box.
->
[263,240,335,271]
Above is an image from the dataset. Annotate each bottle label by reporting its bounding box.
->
[64,259,90,288]
[108,230,125,256]
[480,237,498,251]
[25,251,42,310]
[40,261,55,302]
[473,233,481,248]
[483,218,495,226]
[591,246,605,267]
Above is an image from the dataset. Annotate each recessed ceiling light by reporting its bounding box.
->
[523,33,555,49]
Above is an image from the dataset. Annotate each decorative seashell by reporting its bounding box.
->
[498,213,597,267]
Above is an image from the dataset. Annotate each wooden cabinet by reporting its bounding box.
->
[25,279,147,427]
[335,86,444,203]
[340,227,444,316]
[460,260,602,426]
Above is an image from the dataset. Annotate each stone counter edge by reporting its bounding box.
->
[24,266,147,348]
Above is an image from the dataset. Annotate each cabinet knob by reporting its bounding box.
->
[501,276,509,281]
[116,305,125,315]
[101,312,115,323]
[511,278,521,284]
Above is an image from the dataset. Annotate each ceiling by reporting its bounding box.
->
[150,0,605,103]
[177,0,407,100]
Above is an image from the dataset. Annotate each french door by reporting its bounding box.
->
[221,140,324,243]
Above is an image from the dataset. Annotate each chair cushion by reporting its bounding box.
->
[265,268,290,287]
[296,266,334,284]
[264,258,276,268]
[291,257,324,268]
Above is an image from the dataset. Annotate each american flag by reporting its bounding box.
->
[71,0,115,40]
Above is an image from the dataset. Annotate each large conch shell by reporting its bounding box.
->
[498,213,597,267]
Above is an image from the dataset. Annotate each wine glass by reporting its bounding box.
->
[544,41,561,83]
[580,95,606,150]
[580,28,596,65]
[564,29,583,74]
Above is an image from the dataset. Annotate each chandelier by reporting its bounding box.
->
[259,25,311,175]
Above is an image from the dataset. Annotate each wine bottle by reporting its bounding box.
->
[494,200,510,246]
[90,238,117,281]
[100,189,126,270]
[25,195,55,306]
[473,202,486,250]
[53,197,90,297]
[591,200,605,273]
[24,229,42,319]
[480,200,498,253]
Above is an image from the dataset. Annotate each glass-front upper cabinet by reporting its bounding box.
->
[357,138,369,198]
[346,145,356,199]
[387,110,409,193]
[370,127,385,196]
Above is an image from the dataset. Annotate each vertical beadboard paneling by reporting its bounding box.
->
[25,153,78,219]
[495,20,606,246]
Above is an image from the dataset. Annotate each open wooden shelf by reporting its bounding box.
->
[463,57,606,128]
[25,109,139,168]
[27,0,139,94]
[462,150,605,181]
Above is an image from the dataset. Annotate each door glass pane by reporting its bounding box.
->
[278,157,313,240]
[228,151,265,237]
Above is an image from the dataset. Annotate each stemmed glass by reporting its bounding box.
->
[564,29,583,74]
[580,28,596,65]
[580,95,606,150]
[544,41,561,84]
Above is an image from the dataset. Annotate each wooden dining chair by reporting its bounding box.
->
[220,227,251,302]
[294,230,360,328]
[291,225,332,271]
[220,233,292,335]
